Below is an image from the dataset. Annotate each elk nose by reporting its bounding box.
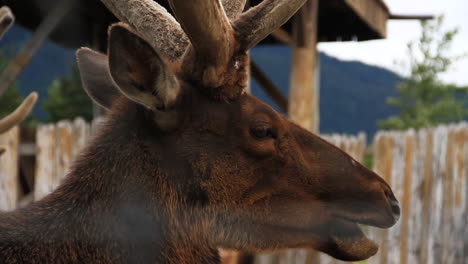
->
[385,190,400,221]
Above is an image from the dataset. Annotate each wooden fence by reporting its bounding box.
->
[368,123,468,264]
[34,118,101,200]
[1,119,467,264]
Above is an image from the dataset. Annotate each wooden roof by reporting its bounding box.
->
[1,0,390,50]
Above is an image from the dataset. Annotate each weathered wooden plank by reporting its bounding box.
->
[34,119,92,201]
[461,124,468,264]
[321,133,366,162]
[0,126,19,210]
[419,130,433,264]
[367,133,394,264]
[55,121,73,182]
[441,127,456,263]
[34,124,57,200]
[386,133,405,264]
[453,124,467,263]
[427,126,447,264]
[407,130,425,264]
[220,249,241,264]
[254,252,280,264]
[400,131,414,264]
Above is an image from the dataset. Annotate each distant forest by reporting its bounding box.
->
[2,25,403,139]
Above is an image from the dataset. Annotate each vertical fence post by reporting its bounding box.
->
[34,124,57,200]
[400,131,414,264]
[34,119,91,201]
[0,126,19,210]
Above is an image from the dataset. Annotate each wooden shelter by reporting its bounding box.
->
[4,0,391,48]
[2,0,400,132]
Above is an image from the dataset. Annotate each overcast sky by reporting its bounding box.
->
[318,0,468,86]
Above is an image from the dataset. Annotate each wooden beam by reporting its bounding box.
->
[250,61,288,112]
[289,0,319,133]
[0,0,76,97]
[389,14,435,20]
[270,28,292,45]
[344,0,389,38]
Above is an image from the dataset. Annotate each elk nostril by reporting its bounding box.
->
[390,199,400,219]
[385,190,400,221]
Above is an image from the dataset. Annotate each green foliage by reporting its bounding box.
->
[379,16,468,130]
[0,50,23,119]
[44,63,93,122]
[363,153,374,169]
[0,83,22,118]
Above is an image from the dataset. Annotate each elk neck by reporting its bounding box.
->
[0,96,222,263]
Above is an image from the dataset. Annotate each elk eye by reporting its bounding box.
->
[251,127,274,140]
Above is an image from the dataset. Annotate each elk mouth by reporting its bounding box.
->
[319,217,378,261]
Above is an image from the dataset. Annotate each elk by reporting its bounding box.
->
[0,6,37,156]
[0,0,400,263]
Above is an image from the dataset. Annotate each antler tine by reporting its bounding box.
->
[169,0,234,68]
[100,0,189,62]
[234,0,307,50]
[0,92,38,134]
[222,0,247,20]
[100,0,246,63]
[0,6,14,40]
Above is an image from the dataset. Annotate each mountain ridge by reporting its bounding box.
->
[2,25,401,139]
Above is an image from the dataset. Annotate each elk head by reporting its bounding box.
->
[76,0,400,261]
[0,6,38,156]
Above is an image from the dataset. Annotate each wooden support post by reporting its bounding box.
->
[288,1,321,262]
[289,0,320,133]
[0,0,76,97]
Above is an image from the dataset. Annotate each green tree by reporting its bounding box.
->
[379,16,468,130]
[0,83,22,118]
[44,63,93,122]
[0,51,23,118]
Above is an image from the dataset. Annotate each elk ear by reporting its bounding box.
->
[76,48,121,110]
[107,24,181,113]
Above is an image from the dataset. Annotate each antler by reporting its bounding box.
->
[222,0,247,19]
[100,0,189,62]
[100,0,246,63]
[0,7,38,137]
[0,92,38,134]
[234,0,307,50]
[0,6,14,39]
[101,0,306,96]
[168,0,233,68]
